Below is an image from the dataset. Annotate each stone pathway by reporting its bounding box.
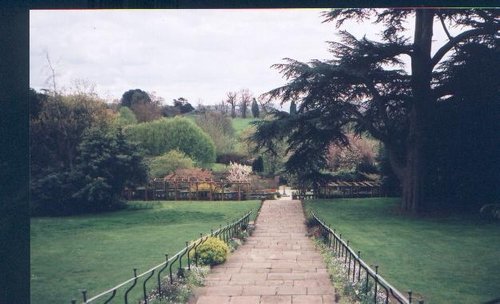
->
[191,200,336,304]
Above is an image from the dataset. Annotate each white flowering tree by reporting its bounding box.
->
[227,162,252,200]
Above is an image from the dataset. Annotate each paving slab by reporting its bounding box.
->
[191,200,337,303]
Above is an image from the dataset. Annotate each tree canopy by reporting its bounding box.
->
[125,117,216,165]
[120,89,161,122]
[29,89,149,215]
[195,111,236,156]
[148,149,194,178]
[253,9,499,214]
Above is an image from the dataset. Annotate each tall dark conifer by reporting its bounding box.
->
[253,9,499,214]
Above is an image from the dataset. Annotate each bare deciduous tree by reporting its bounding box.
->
[225,91,238,118]
[239,88,252,118]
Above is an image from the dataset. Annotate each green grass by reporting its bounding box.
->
[31,200,260,304]
[231,117,259,136]
[305,198,500,304]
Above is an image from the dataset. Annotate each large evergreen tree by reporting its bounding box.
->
[253,9,499,214]
[73,127,148,212]
[251,98,260,118]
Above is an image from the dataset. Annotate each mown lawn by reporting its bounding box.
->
[304,198,500,304]
[31,200,260,304]
[231,117,259,136]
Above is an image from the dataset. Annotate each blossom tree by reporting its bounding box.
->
[227,162,252,200]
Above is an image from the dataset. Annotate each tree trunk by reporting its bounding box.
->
[400,9,435,214]
[231,105,236,118]
[400,108,425,213]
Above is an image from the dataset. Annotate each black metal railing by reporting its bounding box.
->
[71,210,253,304]
[311,212,424,304]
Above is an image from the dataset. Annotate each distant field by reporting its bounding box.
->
[231,117,259,135]
[305,198,500,304]
[31,200,261,304]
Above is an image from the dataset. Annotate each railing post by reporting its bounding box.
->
[333,229,337,253]
[365,268,369,294]
[408,290,413,304]
[357,251,361,281]
[374,265,379,303]
[328,225,332,247]
[71,299,76,304]
[143,269,155,304]
[81,289,87,302]
[345,240,349,264]
[196,233,203,266]
[158,254,169,296]
[186,241,191,270]
[339,234,342,258]
[352,250,356,282]
[124,268,138,304]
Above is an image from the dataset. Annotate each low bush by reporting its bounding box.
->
[195,237,229,266]
[305,216,318,228]
[146,266,209,304]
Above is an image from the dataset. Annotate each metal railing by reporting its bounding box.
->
[71,210,253,304]
[311,212,424,304]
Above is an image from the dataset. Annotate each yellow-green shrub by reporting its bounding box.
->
[195,237,229,266]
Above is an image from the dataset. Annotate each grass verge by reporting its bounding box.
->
[231,117,259,136]
[304,198,500,304]
[31,200,260,304]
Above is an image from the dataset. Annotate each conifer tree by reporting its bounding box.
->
[253,9,499,214]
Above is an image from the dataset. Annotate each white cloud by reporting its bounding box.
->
[30,9,336,104]
[31,9,449,105]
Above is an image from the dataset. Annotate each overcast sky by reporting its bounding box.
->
[30,9,450,106]
[29,9,371,105]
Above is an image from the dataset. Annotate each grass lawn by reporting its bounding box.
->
[31,200,261,304]
[304,198,500,304]
[231,117,259,136]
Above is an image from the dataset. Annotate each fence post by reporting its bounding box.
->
[186,241,191,270]
[408,290,413,304]
[143,269,155,304]
[352,250,356,282]
[81,289,87,302]
[345,240,350,264]
[357,251,361,281]
[339,234,342,258]
[158,254,169,296]
[333,229,337,253]
[124,269,138,304]
[374,265,379,303]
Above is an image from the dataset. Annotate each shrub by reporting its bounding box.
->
[305,216,318,228]
[114,106,137,127]
[125,117,216,165]
[30,127,147,216]
[148,150,194,178]
[195,237,229,266]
